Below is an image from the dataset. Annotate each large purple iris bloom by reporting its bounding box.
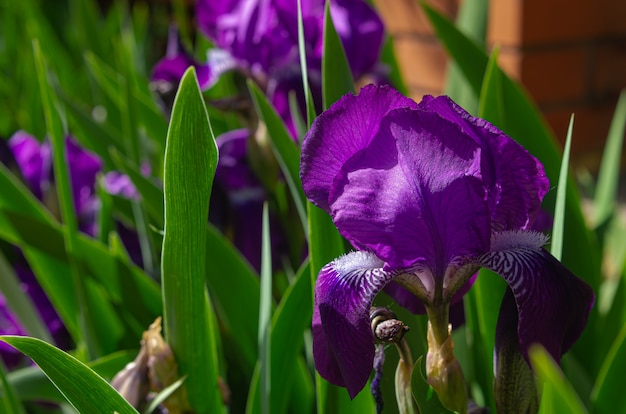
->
[153,0,384,135]
[300,85,595,397]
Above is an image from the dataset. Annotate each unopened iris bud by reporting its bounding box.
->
[426,320,468,413]
[111,346,150,409]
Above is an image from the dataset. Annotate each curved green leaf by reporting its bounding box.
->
[161,67,223,413]
[0,336,138,414]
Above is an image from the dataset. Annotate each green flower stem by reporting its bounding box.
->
[425,306,468,413]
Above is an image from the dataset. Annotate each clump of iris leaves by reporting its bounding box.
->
[0,1,625,414]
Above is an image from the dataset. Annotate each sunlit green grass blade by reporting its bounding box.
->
[161,67,224,413]
[258,203,273,414]
[0,336,138,414]
[530,346,587,414]
[33,39,98,357]
[247,261,314,414]
[551,115,575,260]
[297,0,317,125]
[0,360,26,414]
[590,321,626,414]
[593,89,626,227]
[321,0,354,109]
[248,81,308,233]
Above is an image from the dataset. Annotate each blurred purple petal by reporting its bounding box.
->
[330,0,385,79]
[8,131,49,199]
[102,172,139,200]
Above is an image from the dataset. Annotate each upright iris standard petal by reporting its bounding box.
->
[329,108,491,273]
[313,251,396,398]
[479,231,595,361]
[300,85,417,212]
[418,96,550,231]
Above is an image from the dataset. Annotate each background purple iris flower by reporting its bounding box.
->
[153,0,385,137]
[300,85,595,397]
[0,131,140,367]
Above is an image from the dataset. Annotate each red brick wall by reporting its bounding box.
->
[374,0,626,172]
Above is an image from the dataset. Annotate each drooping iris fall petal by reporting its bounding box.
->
[480,231,595,362]
[312,251,395,397]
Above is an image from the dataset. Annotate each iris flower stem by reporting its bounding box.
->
[425,305,468,413]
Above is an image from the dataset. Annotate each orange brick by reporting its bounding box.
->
[392,36,449,92]
[521,0,602,45]
[373,0,458,37]
[590,41,626,98]
[488,0,524,47]
[519,46,588,105]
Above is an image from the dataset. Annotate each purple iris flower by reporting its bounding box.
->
[153,0,384,136]
[0,132,140,367]
[8,131,102,236]
[300,85,595,398]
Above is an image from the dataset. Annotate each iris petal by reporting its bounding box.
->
[301,84,417,212]
[479,231,594,361]
[418,96,549,231]
[329,108,491,273]
[313,251,395,397]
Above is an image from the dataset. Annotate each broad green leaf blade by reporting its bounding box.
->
[0,336,138,414]
[590,322,626,414]
[593,89,626,227]
[530,346,587,414]
[161,67,224,413]
[8,350,136,404]
[248,81,308,234]
[113,148,261,374]
[321,0,354,109]
[551,115,575,260]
